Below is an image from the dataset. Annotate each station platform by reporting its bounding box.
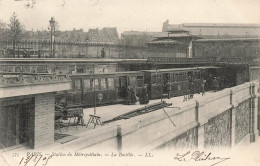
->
[54,91,214,143]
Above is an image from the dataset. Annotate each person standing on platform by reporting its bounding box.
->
[166,81,171,99]
[199,77,206,96]
[212,77,219,92]
[140,84,149,104]
[131,85,137,104]
[126,85,131,105]
[188,79,195,99]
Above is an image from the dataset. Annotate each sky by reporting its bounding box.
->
[0,0,260,34]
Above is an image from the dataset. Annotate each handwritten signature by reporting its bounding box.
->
[174,151,230,166]
[18,154,53,166]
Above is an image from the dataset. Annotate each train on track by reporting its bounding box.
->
[56,66,236,107]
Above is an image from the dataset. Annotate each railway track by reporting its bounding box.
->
[103,101,172,124]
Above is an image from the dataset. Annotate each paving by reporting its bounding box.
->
[54,91,214,139]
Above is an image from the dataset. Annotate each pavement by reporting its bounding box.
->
[54,91,213,137]
[83,92,212,122]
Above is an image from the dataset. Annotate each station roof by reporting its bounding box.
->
[154,33,193,38]
[194,37,260,43]
[141,66,220,73]
[147,40,185,45]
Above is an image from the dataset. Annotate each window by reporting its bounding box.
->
[94,79,99,90]
[100,78,108,90]
[74,79,81,91]
[136,76,143,87]
[179,73,183,81]
[83,79,92,91]
[172,74,175,82]
[129,76,137,85]
[157,74,162,84]
[76,65,86,73]
[184,73,187,81]
[151,75,157,84]
[107,78,115,90]
[152,74,161,84]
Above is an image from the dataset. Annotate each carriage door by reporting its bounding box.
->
[73,78,83,105]
[162,73,170,93]
[118,76,128,99]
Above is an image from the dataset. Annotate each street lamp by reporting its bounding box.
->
[49,17,55,58]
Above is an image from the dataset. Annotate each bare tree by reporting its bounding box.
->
[8,13,23,58]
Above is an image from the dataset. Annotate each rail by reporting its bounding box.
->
[103,101,172,124]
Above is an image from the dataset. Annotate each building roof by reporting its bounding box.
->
[121,31,165,36]
[182,23,260,28]
[147,40,185,45]
[154,33,193,38]
[195,37,260,42]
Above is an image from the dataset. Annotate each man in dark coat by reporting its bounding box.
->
[212,77,219,92]
[130,85,137,104]
[199,77,206,96]
[140,84,149,104]
[189,80,195,99]
[126,85,131,105]
[166,81,171,99]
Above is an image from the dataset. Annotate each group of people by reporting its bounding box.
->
[185,76,219,101]
[125,85,137,105]
[125,84,150,105]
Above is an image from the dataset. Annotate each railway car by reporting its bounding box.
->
[56,66,224,107]
[61,71,144,107]
[142,68,202,99]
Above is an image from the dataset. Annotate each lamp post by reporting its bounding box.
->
[49,17,55,58]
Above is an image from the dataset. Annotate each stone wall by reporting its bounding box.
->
[235,99,250,144]
[157,127,197,150]
[204,110,231,148]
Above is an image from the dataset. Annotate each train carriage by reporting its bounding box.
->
[56,66,224,107]
[68,71,144,106]
[142,68,201,99]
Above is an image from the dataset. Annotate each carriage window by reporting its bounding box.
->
[183,73,187,81]
[137,76,144,87]
[178,74,183,81]
[175,74,180,81]
[84,79,92,91]
[76,65,86,73]
[94,79,99,90]
[107,78,115,90]
[100,78,108,90]
[157,74,162,84]
[151,75,157,84]
[172,74,175,82]
[129,76,137,85]
[74,79,81,91]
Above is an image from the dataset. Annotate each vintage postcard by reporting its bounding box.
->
[0,0,260,166]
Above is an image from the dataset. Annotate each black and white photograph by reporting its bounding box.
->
[0,0,260,165]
